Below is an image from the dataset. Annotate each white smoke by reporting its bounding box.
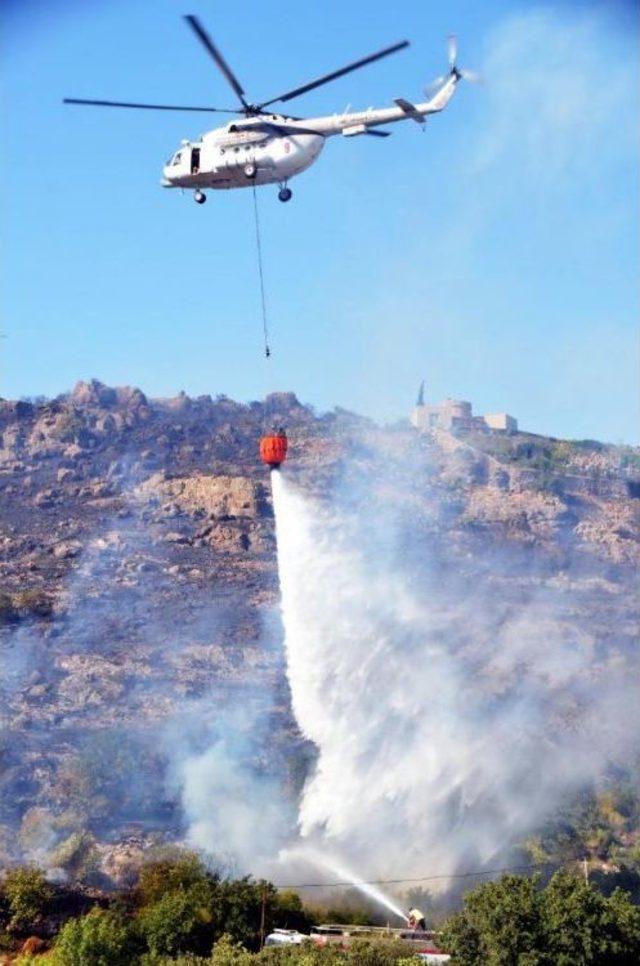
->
[473,8,636,183]
[169,699,296,876]
[271,469,639,883]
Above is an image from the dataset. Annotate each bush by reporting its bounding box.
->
[210,933,254,965]
[51,906,142,965]
[50,831,100,885]
[0,592,17,623]
[345,937,415,965]
[50,410,87,444]
[255,940,394,966]
[139,957,210,966]
[2,866,52,932]
[13,589,53,618]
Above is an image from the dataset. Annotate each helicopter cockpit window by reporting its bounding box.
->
[171,151,183,166]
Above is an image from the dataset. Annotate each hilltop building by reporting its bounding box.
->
[411,383,518,435]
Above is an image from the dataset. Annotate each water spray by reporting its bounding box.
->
[289,846,408,922]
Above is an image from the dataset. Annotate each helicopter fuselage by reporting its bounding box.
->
[160,75,457,192]
[162,121,324,191]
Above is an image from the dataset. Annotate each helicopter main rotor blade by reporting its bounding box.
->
[63,98,240,113]
[258,39,410,108]
[183,15,249,110]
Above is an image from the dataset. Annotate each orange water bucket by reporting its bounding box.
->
[260,432,288,468]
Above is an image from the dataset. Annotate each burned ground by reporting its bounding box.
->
[0,380,638,881]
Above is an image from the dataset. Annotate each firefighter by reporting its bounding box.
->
[407,908,426,931]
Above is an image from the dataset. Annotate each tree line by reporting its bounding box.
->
[1,851,640,964]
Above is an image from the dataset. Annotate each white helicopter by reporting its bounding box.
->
[64,15,478,204]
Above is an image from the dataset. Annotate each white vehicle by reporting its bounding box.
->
[264,929,307,946]
[64,15,478,204]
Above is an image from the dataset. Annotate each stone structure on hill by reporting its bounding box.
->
[411,382,518,434]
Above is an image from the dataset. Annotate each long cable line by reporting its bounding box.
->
[251,183,271,359]
[273,861,559,889]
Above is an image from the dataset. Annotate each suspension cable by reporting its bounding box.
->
[251,183,271,359]
[272,861,560,890]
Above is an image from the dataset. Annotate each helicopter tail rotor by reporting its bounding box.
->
[425,35,481,95]
[447,34,458,69]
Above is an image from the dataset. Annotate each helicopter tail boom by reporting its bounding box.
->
[299,37,478,138]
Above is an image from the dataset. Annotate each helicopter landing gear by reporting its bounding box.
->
[278,186,292,203]
[193,190,206,204]
[244,163,257,179]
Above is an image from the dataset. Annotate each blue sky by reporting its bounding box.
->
[3,0,638,442]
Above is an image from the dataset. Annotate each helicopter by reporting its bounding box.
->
[64,16,478,205]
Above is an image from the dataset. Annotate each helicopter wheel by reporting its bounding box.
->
[193,190,206,204]
[244,163,257,179]
[278,187,292,203]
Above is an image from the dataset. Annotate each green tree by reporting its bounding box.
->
[441,871,640,965]
[465,875,544,965]
[217,878,278,949]
[272,890,313,934]
[139,886,216,959]
[134,855,287,956]
[2,866,52,933]
[542,873,640,966]
[51,906,142,965]
[542,871,606,965]
[440,911,482,965]
[136,853,217,907]
[441,874,546,965]
[603,888,640,964]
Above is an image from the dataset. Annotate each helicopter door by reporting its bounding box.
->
[191,148,200,175]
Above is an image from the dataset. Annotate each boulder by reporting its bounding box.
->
[164,531,191,545]
[52,539,83,559]
[57,467,75,484]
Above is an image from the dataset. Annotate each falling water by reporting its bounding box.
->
[269,466,640,889]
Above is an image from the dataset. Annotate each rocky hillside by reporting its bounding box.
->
[0,381,638,883]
